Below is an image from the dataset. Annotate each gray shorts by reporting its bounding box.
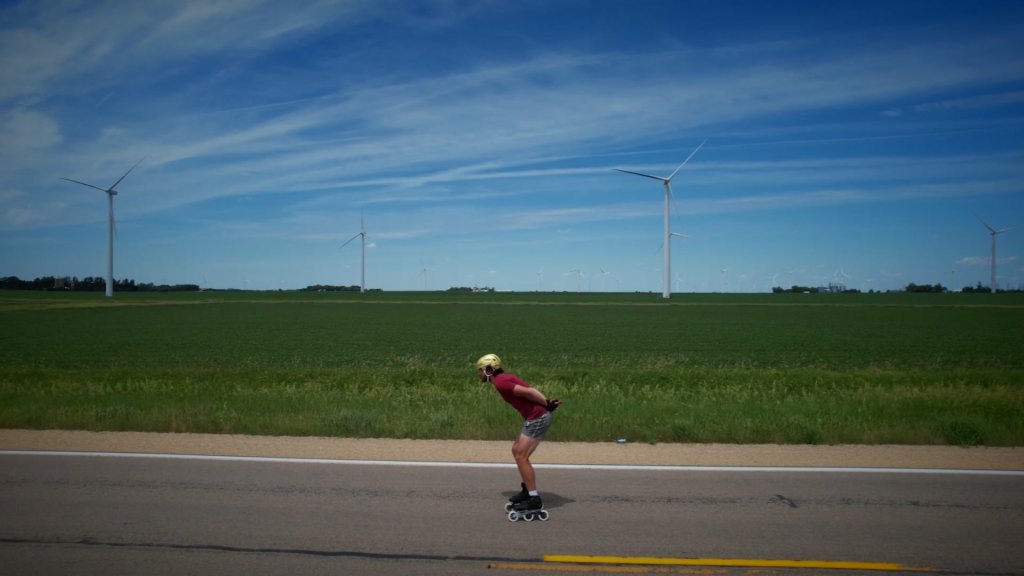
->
[521,411,553,440]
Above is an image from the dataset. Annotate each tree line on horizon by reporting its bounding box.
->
[2,275,1018,294]
[772,282,1017,294]
[0,276,199,293]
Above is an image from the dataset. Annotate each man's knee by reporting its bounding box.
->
[512,443,528,461]
[512,437,537,461]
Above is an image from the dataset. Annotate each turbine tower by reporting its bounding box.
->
[342,211,367,293]
[418,263,433,291]
[614,140,705,299]
[977,215,1019,293]
[60,158,144,297]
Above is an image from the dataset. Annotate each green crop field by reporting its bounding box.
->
[1,290,1022,446]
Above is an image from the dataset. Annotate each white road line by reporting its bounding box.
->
[2,450,1023,476]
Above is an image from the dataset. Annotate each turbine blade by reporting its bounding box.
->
[666,139,707,182]
[341,233,361,248]
[109,157,145,191]
[613,168,667,182]
[975,213,997,233]
[669,183,681,212]
[60,177,109,192]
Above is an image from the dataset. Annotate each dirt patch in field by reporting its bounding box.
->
[2,429,1022,470]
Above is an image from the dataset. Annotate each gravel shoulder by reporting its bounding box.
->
[2,429,1023,470]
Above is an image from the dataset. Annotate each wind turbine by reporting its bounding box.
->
[342,211,367,293]
[418,263,433,291]
[60,158,144,297]
[568,268,584,292]
[832,267,851,291]
[614,140,706,299]
[977,215,1019,293]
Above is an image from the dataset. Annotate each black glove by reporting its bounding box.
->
[546,399,561,412]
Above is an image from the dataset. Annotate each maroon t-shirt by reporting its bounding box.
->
[492,372,547,421]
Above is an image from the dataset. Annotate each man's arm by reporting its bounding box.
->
[512,384,548,406]
[513,385,561,410]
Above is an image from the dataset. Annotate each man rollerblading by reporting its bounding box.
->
[477,354,561,522]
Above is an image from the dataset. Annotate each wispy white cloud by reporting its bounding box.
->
[956,255,1018,266]
[0,107,61,150]
[0,1,387,102]
[42,24,1022,163]
[916,90,1024,113]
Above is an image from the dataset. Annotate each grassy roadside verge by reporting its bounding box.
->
[1,291,1022,446]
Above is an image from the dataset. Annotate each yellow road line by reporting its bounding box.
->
[542,555,934,572]
[489,562,726,574]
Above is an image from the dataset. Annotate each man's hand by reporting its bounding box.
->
[546,399,562,412]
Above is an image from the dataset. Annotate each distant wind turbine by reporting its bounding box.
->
[342,211,367,293]
[614,140,706,299]
[568,268,584,292]
[833,267,851,291]
[977,215,1019,293]
[418,263,433,291]
[60,158,144,297]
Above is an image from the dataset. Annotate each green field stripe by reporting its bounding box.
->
[543,555,935,572]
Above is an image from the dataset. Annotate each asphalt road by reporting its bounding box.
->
[1,453,1022,576]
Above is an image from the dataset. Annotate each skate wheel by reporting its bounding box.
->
[507,511,518,522]
[505,502,513,512]
[524,513,535,522]
[538,510,549,521]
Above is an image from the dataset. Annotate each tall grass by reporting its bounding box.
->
[1,291,1022,445]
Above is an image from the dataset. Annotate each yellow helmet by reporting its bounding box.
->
[476,353,501,371]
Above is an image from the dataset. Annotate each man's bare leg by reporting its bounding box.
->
[512,433,542,491]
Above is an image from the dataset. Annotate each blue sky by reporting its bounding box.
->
[1,0,1022,293]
